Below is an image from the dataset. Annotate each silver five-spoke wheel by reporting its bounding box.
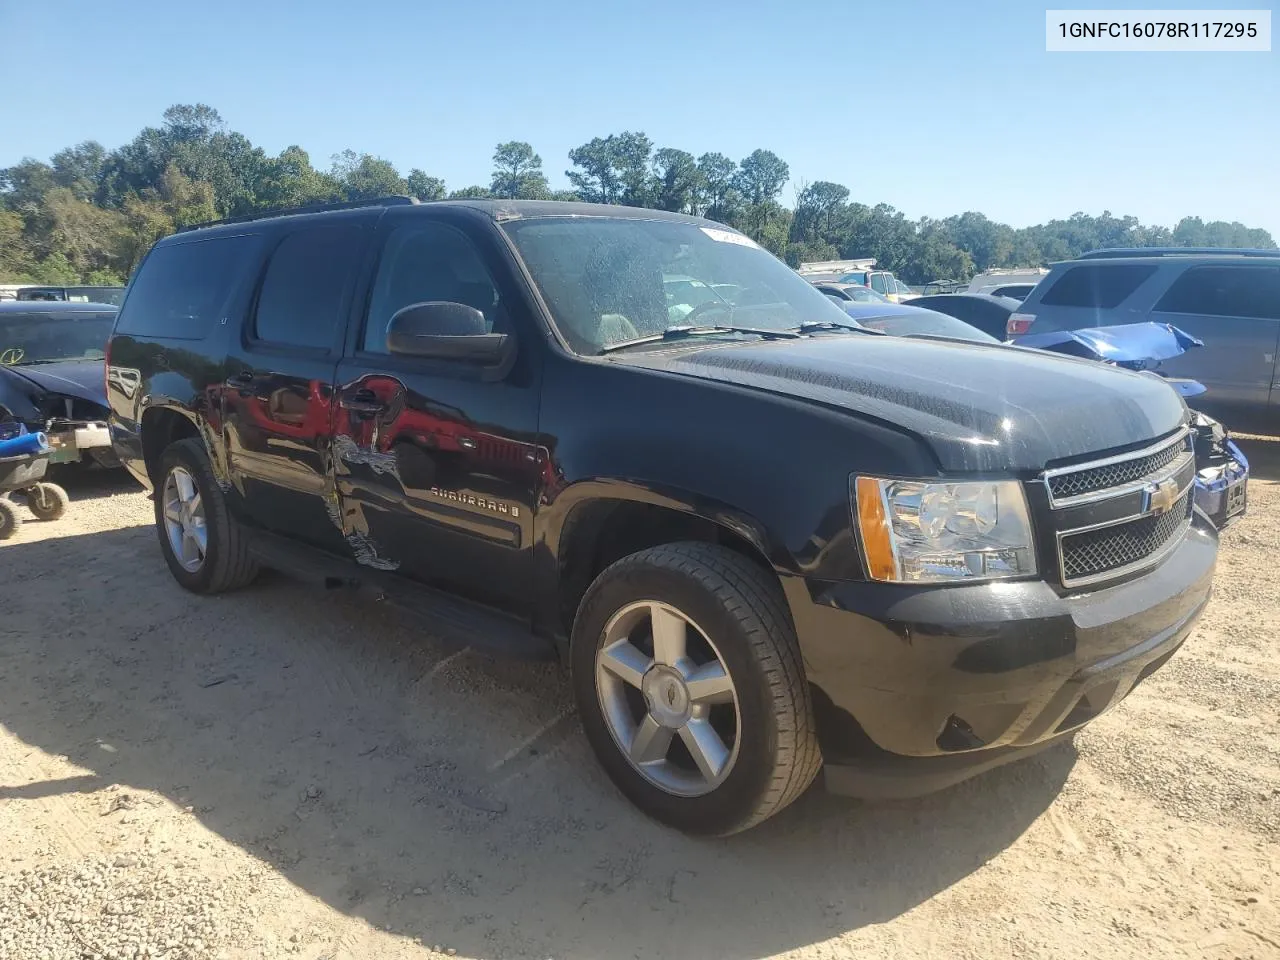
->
[596,600,740,797]
[162,466,207,573]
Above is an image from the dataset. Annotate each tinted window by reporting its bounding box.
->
[363,222,506,353]
[116,234,261,340]
[1154,265,1280,320]
[254,226,362,349]
[1039,264,1156,308]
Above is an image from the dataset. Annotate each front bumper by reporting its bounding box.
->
[783,515,1218,799]
[43,421,115,466]
[1193,440,1248,530]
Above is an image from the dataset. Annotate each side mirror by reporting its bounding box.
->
[386,302,509,363]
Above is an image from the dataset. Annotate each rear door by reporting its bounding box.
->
[220,217,371,555]
[331,211,543,615]
[1148,264,1280,417]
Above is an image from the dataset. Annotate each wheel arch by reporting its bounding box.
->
[139,404,210,489]
[540,480,792,644]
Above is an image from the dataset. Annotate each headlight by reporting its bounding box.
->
[853,477,1037,583]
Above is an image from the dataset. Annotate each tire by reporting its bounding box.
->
[0,498,20,540]
[155,437,258,594]
[572,542,822,836]
[26,482,69,521]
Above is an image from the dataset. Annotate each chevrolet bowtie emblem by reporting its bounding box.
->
[1146,476,1180,515]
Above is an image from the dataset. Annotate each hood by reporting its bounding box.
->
[612,335,1187,472]
[0,359,107,410]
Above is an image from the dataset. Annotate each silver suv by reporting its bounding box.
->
[1012,248,1280,429]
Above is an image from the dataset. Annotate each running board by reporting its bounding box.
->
[246,530,556,662]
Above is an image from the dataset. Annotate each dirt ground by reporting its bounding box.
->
[1,442,1278,960]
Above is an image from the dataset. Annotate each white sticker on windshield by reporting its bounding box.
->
[700,226,760,248]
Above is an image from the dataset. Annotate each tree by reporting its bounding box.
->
[566,132,653,205]
[0,159,56,214]
[449,185,492,199]
[734,150,789,241]
[793,180,849,242]
[49,142,106,202]
[567,136,621,204]
[331,151,408,200]
[490,142,549,199]
[651,148,702,213]
[696,152,738,222]
[407,169,446,201]
[256,146,342,209]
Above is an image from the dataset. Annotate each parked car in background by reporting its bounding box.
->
[837,268,913,302]
[795,258,876,283]
[831,300,1000,342]
[910,293,1021,340]
[14,285,127,306]
[986,283,1036,301]
[109,197,1215,836]
[921,279,965,295]
[811,281,891,304]
[1012,248,1280,429]
[966,267,1049,297]
[0,302,119,468]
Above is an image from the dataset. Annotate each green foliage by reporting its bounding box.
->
[406,169,446,202]
[0,104,1274,287]
[490,142,549,199]
[448,185,493,200]
[652,148,702,214]
[331,151,408,200]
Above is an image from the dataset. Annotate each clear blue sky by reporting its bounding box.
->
[2,0,1276,234]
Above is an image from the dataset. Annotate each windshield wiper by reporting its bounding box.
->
[601,324,800,353]
[790,320,884,335]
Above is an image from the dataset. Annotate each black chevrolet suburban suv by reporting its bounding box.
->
[106,198,1217,835]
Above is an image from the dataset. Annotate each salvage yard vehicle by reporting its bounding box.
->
[0,302,119,469]
[108,197,1217,836]
[1010,247,1280,431]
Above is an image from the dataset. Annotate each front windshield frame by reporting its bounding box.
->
[501,215,854,356]
[0,311,117,365]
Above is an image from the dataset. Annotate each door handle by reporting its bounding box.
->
[225,371,254,395]
[340,389,387,416]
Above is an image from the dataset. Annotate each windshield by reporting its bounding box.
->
[855,309,999,343]
[894,279,913,294]
[0,311,116,365]
[503,217,851,354]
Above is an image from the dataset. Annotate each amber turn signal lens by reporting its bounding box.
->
[855,476,897,582]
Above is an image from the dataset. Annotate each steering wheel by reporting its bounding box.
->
[0,347,24,365]
[678,299,732,326]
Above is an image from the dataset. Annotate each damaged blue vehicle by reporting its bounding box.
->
[1014,321,1249,530]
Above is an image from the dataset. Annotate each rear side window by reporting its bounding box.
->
[115,234,261,340]
[1154,265,1280,320]
[1039,264,1156,309]
[254,225,363,349]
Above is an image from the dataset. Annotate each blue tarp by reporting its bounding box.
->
[1014,322,1203,371]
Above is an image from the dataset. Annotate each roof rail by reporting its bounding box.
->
[1079,246,1280,260]
[177,195,420,233]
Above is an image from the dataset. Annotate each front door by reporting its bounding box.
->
[221,218,369,555]
[1149,264,1280,421]
[332,213,543,615]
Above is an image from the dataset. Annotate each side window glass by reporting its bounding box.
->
[254,225,362,349]
[115,234,262,340]
[363,223,506,354]
[1155,266,1280,320]
[1039,264,1156,309]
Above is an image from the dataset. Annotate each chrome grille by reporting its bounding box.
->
[1060,490,1192,582]
[1047,436,1185,500]
[1043,426,1195,588]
